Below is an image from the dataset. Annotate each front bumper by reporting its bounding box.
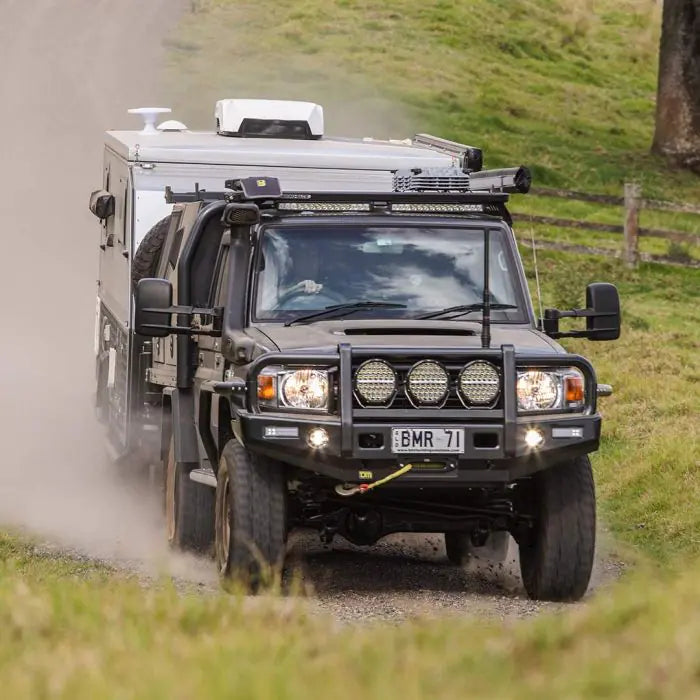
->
[233,344,601,487]
[238,412,600,485]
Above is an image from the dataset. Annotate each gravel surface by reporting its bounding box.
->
[42,524,624,625]
[286,530,625,623]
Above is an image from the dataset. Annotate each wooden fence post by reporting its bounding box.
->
[623,182,642,268]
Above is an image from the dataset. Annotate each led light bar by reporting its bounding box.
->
[277,202,371,212]
[391,203,483,213]
[277,201,484,214]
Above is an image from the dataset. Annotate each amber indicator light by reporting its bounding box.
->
[565,376,584,403]
[257,375,276,401]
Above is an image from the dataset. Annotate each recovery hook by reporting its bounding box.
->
[335,463,413,497]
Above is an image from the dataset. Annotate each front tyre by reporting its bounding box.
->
[518,456,596,602]
[215,440,287,589]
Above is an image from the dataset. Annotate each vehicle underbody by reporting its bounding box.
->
[289,476,536,548]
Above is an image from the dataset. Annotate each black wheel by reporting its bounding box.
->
[215,440,287,589]
[445,531,509,566]
[131,215,171,290]
[518,456,596,602]
[164,439,214,552]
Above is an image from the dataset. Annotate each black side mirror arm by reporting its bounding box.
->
[541,307,618,339]
[137,305,223,337]
[541,282,620,341]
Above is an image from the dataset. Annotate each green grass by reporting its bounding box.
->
[167,0,699,202]
[518,251,700,562]
[166,0,700,264]
[2,534,700,698]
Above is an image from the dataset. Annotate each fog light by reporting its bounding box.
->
[525,428,544,449]
[307,427,329,449]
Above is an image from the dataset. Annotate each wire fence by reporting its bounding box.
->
[512,184,700,269]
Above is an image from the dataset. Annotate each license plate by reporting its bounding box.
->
[391,428,465,454]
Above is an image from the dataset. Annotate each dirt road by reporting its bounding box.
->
[0,1,620,622]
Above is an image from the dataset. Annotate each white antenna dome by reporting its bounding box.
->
[157,120,188,132]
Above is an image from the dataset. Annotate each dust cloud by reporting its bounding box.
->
[166,5,418,138]
[0,1,408,577]
[0,0,205,575]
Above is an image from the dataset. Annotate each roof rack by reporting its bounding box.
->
[166,186,511,222]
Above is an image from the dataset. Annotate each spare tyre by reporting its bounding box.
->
[131,215,172,290]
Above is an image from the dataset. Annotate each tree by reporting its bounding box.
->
[652,0,700,172]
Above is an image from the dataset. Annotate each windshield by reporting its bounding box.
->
[253,224,526,322]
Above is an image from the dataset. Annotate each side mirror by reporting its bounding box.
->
[89,189,115,220]
[586,282,620,341]
[542,282,621,341]
[135,279,173,337]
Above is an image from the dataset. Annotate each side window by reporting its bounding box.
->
[155,209,184,278]
[216,249,230,306]
[210,240,231,307]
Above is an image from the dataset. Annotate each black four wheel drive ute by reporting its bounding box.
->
[127,172,619,601]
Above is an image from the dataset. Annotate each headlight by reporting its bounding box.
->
[281,369,329,409]
[517,368,585,412]
[258,367,330,411]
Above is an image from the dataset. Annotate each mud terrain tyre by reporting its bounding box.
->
[165,439,215,553]
[131,215,171,290]
[519,456,596,602]
[215,440,287,589]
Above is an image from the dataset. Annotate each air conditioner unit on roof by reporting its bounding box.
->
[215,99,324,140]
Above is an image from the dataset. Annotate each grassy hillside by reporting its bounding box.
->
[168,0,698,201]
[521,252,699,562]
[167,0,700,262]
[2,534,700,698]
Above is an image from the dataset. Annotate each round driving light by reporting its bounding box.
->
[517,371,559,411]
[354,359,397,406]
[281,369,329,409]
[458,360,500,406]
[406,360,449,406]
[525,428,544,449]
[307,427,329,449]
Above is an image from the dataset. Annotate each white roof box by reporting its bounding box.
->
[215,99,324,140]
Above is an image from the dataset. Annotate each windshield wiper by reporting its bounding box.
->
[285,301,407,327]
[417,303,518,321]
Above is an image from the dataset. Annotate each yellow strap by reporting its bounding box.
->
[362,463,413,492]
